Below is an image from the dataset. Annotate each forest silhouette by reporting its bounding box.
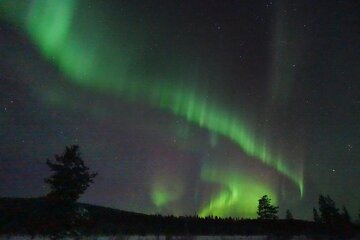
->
[0,145,358,238]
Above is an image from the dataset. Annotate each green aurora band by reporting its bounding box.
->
[151,176,184,210]
[0,0,304,216]
[199,165,277,218]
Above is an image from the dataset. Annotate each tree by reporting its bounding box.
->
[318,195,340,224]
[341,205,351,224]
[257,195,279,220]
[45,145,97,203]
[313,208,321,223]
[285,209,293,220]
[44,145,97,238]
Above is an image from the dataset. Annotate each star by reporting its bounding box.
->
[346,144,353,152]
[265,1,273,8]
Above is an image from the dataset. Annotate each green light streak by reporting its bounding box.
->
[199,165,278,218]
[0,0,303,197]
[151,188,172,208]
[151,185,178,208]
[26,0,77,59]
[151,177,183,209]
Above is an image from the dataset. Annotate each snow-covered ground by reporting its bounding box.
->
[0,236,313,240]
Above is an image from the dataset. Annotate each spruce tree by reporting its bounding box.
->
[257,195,279,220]
[285,209,293,220]
[313,208,321,223]
[341,205,351,224]
[44,145,97,238]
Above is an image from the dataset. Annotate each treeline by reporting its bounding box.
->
[0,145,358,238]
[0,197,357,238]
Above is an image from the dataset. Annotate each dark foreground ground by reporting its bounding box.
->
[0,198,358,238]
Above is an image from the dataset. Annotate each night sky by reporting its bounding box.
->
[0,0,359,220]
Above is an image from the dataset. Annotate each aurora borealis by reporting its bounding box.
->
[1,0,359,219]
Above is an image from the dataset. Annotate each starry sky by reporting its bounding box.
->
[0,0,359,220]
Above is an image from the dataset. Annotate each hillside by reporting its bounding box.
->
[0,197,356,237]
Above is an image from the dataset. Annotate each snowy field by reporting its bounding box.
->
[0,236,323,240]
